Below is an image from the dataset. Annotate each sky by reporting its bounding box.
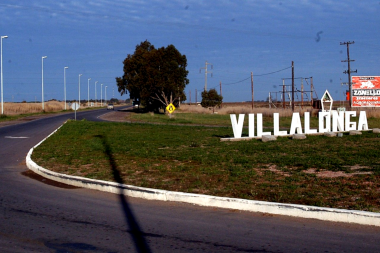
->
[0,0,379,103]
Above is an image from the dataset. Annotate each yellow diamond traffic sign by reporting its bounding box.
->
[166,103,176,114]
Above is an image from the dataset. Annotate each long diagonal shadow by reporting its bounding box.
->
[95,134,151,253]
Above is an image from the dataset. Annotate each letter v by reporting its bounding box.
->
[230,114,245,138]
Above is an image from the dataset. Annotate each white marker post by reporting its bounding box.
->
[71,102,80,121]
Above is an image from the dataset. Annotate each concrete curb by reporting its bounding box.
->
[221,129,373,141]
[26,124,380,227]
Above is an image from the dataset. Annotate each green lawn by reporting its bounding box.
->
[32,119,380,212]
[128,111,320,128]
[128,111,380,130]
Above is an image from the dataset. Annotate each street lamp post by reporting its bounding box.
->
[64,67,68,110]
[100,83,103,106]
[87,78,91,107]
[95,81,98,106]
[1,35,8,115]
[105,86,107,105]
[78,74,82,105]
[41,56,47,111]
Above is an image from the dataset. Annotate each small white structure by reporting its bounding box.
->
[321,90,333,112]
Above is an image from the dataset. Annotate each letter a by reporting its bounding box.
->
[290,113,303,134]
[358,111,368,130]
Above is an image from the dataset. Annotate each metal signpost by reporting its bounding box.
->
[71,102,80,121]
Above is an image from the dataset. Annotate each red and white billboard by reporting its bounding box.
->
[352,76,380,107]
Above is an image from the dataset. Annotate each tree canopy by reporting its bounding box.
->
[116,40,189,111]
[109,98,119,104]
[201,89,223,112]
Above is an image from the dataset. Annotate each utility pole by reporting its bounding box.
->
[291,61,294,112]
[310,77,313,106]
[189,90,191,104]
[269,92,271,109]
[200,61,213,91]
[87,78,91,107]
[95,81,98,106]
[282,79,285,109]
[251,72,254,109]
[195,89,197,103]
[340,41,357,109]
[301,78,304,109]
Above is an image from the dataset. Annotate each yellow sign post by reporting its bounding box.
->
[166,103,176,114]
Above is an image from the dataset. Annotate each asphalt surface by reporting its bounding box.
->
[1,108,380,252]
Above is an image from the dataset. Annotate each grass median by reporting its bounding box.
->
[127,111,315,127]
[32,118,380,212]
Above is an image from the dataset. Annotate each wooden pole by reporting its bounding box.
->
[311,77,314,107]
[301,78,304,109]
[292,61,294,112]
[251,72,254,109]
[282,79,285,109]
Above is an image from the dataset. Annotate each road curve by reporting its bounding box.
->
[1,108,380,252]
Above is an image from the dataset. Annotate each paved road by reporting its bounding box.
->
[1,109,380,252]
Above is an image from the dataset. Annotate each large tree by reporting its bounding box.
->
[116,40,189,111]
[201,89,223,113]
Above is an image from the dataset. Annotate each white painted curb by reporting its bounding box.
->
[26,123,380,227]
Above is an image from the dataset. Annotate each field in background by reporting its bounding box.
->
[178,103,380,118]
[1,101,111,115]
[178,104,311,117]
[2,101,67,115]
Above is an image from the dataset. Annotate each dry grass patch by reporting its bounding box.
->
[3,101,67,115]
[254,165,291,177]
[304,168,372,178]
[179,104,308,116]
[179,104,380,118]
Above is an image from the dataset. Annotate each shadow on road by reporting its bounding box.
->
[95,134,151,253]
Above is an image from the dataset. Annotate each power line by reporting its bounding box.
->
[220,65,292,86]
[253,66,292,77]
[223,76,251,86]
